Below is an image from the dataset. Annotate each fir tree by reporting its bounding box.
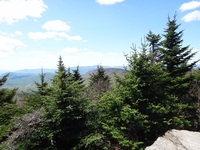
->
[160,14,198,77]
[160,14,200,130]
[87,65,111,100]
[95,41,193,149]
[72,66,84,85]
[52,56,68,90]
[42,56,89,149]
[146,30,161,63]
[26,68,48,110]
[0,74,23,142]
[0,74,8,86]
[0,74,16,104]
[34,68,48,96]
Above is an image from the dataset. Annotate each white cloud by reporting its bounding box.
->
[28,32,59,39]
[28,31,82,40]
[28,20,82,40]
[15,31,23,36]
[96,0,124,5]
[0,0,47,25]
[179,1,200,12]
[182,10,200,22]
[0,35,25,57]
[42,20,71,31]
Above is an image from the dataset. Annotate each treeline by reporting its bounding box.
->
[1,15,200,149]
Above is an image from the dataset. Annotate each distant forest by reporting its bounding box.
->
[0,15,200,150]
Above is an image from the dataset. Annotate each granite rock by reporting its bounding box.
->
[145,129,200,150]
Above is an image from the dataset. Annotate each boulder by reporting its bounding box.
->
[145,129,200,150]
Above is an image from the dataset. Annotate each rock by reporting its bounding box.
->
[145,129,200,150]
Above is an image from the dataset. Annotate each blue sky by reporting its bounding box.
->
[0,0,200,71]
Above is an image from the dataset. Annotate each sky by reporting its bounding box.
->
[0,0,200,71]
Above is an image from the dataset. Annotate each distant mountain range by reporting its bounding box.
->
[0,66,124,92]
[0,66,124,75]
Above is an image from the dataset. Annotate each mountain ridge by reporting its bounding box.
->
[0,65,124,75]
[1,66,124,92]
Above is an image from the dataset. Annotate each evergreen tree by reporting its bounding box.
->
[72,66,84,85]
[52,56,68,90]
[0,74,23,142]
[42,56,89,149]
[25,68,48,110]
[95,41,192,149]
[87,65,111,100]
[160,14,200,130]
[0,74,8,86]
[34,68,48,96]
[0,74,16,104]
[146,30,161,63]
[160,14,198,77]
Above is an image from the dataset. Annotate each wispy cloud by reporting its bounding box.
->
[179,1,200,12]
[0,35,25,57]
[96,0,124,5]
[15,31,23,36]
[28,20,82,41]
[42,20,71,31]
[179,1,200,22]
[182,10,200,22]
[0,0,47,25]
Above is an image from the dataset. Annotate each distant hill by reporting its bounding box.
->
[3,72,54,92]
[1,66,124,92]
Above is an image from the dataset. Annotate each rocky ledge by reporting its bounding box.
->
[146,129,200,150]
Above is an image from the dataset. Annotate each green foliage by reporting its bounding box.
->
[160,14,198,77]
[87,65,111,101]
[0,74,24,142]
[0,74,9,86]
[25,68,49,111]
[89,65,110,85]
[94,27,199,148]
[146,30,161,63]
[159,14,200,131]
[34,68,48,96]
[38,56,89,149]
[72,66,84,85]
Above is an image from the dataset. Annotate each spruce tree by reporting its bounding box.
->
[160,14,200,130]
[0,74,23,142]
[0,74,8,86]
[87,65,111,100]
[52,55,68,90]
[26,68,48,110]
[72,66,84,85]
[42,56,89,149]
[160,14,198,77]
[146,31,161,63]
[95,41,193,149]
[34,68,48,96]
